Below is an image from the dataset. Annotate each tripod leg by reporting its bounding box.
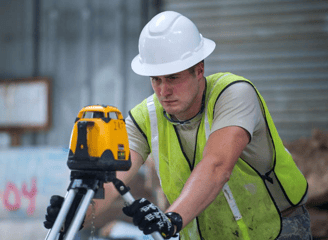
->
[46,189,78,240]
[64,189,96,240]
[113,179,164,240]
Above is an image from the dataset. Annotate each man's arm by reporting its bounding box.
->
[165,125,250,228]
[84,149,144,228]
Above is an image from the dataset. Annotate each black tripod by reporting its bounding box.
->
[45,170,163,240]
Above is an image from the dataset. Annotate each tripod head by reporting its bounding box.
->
[65,105,132,199]
[67,105,131,172]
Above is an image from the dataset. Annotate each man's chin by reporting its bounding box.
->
[163,107,178,116]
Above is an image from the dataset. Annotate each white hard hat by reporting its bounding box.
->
[131,11,216,76]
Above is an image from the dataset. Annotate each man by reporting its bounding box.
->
[45,11,312,239]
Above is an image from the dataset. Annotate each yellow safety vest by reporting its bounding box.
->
[130,72,308,240]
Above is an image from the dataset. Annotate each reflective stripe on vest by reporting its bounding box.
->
[147,96,161,186]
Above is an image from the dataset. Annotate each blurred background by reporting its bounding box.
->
[0,0,327,239]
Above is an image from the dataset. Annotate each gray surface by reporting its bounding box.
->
[164,0,328,141]
[0,0,327,144]
[0,0,154,147]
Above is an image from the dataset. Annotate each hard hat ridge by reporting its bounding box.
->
[132,11,216,76]
[147,11,180,35]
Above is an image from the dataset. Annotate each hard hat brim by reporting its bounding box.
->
[131,38,216,77]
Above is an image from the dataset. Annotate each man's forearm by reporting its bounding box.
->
[165,156,231,228]
[165,126,249,229]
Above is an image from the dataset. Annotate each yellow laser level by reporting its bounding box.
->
[67,105,131,172]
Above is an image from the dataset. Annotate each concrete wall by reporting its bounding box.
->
[0,148,70,240]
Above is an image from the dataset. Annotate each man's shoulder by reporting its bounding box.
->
[206,72,252,92]
[222,81,256,95]
[213,82,259,110]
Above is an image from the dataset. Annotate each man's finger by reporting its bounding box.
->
[43,220,53,229]
[50,195,64,207]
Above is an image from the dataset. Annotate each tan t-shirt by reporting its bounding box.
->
[126,82,306,211]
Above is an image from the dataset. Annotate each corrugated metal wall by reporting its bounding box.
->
[163,0,328,141]
[1,0,327,146]
[0,0,157,147]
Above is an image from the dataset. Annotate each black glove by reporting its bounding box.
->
[44,195,64,229]
[44,194,85,234]
[123,198,183,239]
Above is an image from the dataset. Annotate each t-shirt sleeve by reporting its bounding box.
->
[210,82,262,139]
[125,115,150,162]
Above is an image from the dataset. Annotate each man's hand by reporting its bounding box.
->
[44,195,65,230]
[122,198,182,239]
[44,194,84,233]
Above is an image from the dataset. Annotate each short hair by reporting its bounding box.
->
[187,60,205,76]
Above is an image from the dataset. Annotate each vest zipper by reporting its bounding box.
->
[191,122,202,170]
[192,124,205,239]
[173,124,204,240]
[173,126,193,170]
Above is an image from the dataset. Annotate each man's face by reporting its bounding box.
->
[150,63,205,121]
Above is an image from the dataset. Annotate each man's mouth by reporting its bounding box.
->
[162,100,177,104]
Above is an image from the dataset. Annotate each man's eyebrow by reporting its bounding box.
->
[150,74,179,79]
[165,74,179,78]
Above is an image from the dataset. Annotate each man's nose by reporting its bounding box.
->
[160,82,172,97]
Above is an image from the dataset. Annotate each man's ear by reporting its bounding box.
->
[196,61,204,79]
